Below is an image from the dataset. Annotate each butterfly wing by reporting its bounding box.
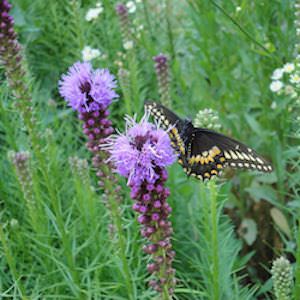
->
[144,101,184,131]
[145,101,273,181]
[145,101,187,157]
[185,128,272,180]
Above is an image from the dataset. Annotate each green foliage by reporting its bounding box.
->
[0,0,299,299]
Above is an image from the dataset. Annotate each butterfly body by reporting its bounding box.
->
[145,101,272,181]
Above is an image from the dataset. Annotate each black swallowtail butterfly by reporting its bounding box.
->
[145,101,272,181]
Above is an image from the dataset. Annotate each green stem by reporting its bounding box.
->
[142,0,155,42]
[295,216,300,298]
[28,139,81,294]
[105,178,135,300]
[165,0,176,61]
[0,225,29,300]
[128,50,141,112]
[205,0,282,65]
[208,180,220,300]
[118,69,132,115]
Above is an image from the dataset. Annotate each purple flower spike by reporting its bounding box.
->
[115,3,131,44]
[107,114,177,297]
[59,62,121,235]
[153,53,171,107]
[115,3,128,16]
[0,0,36,125]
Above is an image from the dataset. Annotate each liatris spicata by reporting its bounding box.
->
[69,156,90,187]
[194,108,222,131]
[118,68,132,114]
[8,151,33,204]
[107,114,177,297]
[59,62,135,299]
[59,61,119,198]
[0,0,36,132]
[271,256,293,300]
[115,3,133,49]
[153,53,171,107]
[8,151,39,231]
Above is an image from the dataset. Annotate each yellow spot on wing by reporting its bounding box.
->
[212,146,221,156]
[207,155,214,163]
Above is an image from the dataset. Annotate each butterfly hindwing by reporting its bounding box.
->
[183,129,226,180]
[185,129,272,180]
[145,101,272,181]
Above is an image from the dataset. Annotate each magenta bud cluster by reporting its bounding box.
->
[0,1,17,60]
[79,108,115,188]
[130,168,176,295]
[0,0,31,105]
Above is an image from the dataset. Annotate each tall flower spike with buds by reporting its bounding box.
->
[115,3,133,50]
[69,156,90,187]
[59,61,120,205]
[0,0,37,135]
[8,151,33,204]
[271,256,293,300]
[59,63,138,296]
[153,54,171,107]
[107,114,177,298]
[8,151,39,231]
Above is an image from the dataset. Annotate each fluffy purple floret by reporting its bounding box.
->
[59,62,118,112]
[108,115,176,187]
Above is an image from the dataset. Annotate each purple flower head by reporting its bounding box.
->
[59,62,118,113]
[108,114,176,187]
[115,3,128,16]
[153,53,168,65]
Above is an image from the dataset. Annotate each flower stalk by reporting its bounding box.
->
[8,151,41,233]
[115,3,141,111]
[59,62,135,299]
[153,54,171,107]
[107,115,177,298]
[0,0,39,150]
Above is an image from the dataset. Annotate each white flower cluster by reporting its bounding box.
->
[81,46,101,61]
[269,62,299,98]
[85,2,103,22]
[126,0,142,14]
[194,108,221,131]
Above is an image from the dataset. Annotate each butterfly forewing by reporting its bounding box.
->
[145,101,186,157]
[145,101,272,181]
[144,101,184,131]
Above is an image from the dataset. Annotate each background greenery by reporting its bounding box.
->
[0,0,299,299]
